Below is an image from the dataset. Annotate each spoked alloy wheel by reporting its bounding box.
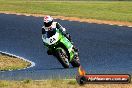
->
[56,47,69,68]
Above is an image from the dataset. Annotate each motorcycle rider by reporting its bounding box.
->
[42,15,78,55]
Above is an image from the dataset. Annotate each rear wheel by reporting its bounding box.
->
[71,54,80,67]
[56,47,69,68]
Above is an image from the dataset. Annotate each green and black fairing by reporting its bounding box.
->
[42,28,80,68]
[42,28,75,62]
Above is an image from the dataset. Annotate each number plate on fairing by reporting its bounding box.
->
[42,32,59,45]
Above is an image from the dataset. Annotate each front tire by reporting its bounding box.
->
[56,47,69,68]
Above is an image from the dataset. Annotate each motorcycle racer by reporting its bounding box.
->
[42,15,78,55]
[42,16,71,40]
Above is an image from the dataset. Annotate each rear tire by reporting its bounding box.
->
[56,47,69,68]
[71,55,80,67]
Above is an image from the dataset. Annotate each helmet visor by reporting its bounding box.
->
[44,21,53,27]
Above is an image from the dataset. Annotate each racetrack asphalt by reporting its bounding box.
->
[0,13,132,80]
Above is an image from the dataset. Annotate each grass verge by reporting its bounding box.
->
[0,79,132,88]
[0,53,31,71]
[0,1,132,22]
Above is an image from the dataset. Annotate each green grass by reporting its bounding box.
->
[0,0,132,22]
[0,79,132,88]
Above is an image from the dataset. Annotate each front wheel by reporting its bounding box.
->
[56,47,69,68]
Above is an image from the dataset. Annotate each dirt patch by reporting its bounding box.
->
[0,11,132,27]
[0,53,31,71]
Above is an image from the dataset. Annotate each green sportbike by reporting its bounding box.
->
[42,28,80,68]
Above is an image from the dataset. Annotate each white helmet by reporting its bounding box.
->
[43,16,53,27]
